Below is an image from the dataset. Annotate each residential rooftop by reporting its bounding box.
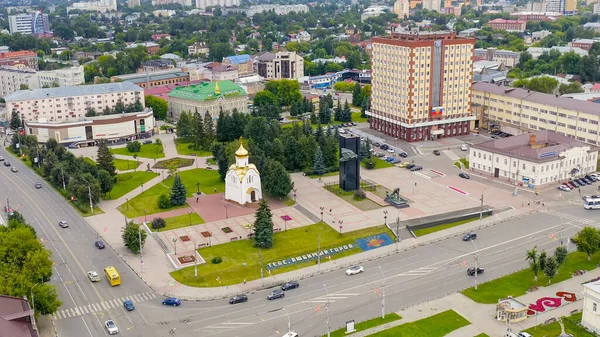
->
[473,81,600,116]
[122,72,188,84]
[471,130,596,163]
[5,82,143,101]
[167,80,247,102]
[224,54,251,65]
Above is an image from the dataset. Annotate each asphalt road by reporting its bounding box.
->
[1,142,598,337]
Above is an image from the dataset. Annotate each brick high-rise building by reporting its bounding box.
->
[368,31,475,142]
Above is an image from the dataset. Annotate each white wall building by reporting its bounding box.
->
[423,0,441,12]
[5,82,144,123]
[9,11,50,35]
[469,131,598,187]
[0,66,85,98]
[196,0,239,9]
[255,51,304,80]
[67,0,117,13]
[583,282,600,333]
[225,144,262,205]
[242,4,309,16]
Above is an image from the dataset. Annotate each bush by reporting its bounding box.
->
[211,256,223,264]
[151,217,166,230]
[158,193,171,209]
[354,189,366,200]
[364,159,375,170]
[304,166,339,176]
[126,141,141,153]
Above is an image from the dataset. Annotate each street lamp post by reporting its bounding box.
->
[338,220,343,235]
[224,204,230,219]
[141,183,144,193]
[144,210,147,223]
[470,238,478,290]
[293,189,297,201]
[172,238,178,255]
[259,248,264,286]
[139,228,144,273]
[480,188,488,221]
[194,239,198,278]
[383,210,388,226]
[282,307,292,333]
[378,266,385,319]
[395,217,401,253]
[320,206,324,222]
[324,283,331,337]
[30,283,39,313]
[196,182,200,195]
[188,211,192,226]
[126,198,129,211]
[317,231,322,273]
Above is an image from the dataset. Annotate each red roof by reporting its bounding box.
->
[0,51,37,59]
[488,18,526,24]
[592,83,600,91]
[144,80,208,100]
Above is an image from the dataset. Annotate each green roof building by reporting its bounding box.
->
[167,80,248,120]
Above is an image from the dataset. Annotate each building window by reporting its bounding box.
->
[594,303,597,312]
[523,163,526,170]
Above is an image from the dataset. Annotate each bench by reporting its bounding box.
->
[230,237,238,242]
[544,318,557,325]
[529,286,539,292]
[197,243,207,248]
[274,228,282,233]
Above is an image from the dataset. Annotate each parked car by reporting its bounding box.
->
[267,289,285,300]
[4,161,11,166]
[281,281,300,291]
[95,240,105,249]
[68,143,79,149]
[380,144,389,150]
[346,266,364,276]
[460,145,468,151]
[104,320,118,335]
[467,267,484,276]
[0,156,3,161]
[391,158,402,164]
[406,163,416,170]
[570,180,581,187]
[459,173,470,179]
[143,140,153,145]
[577,178,589,185]
[583,178,593,184]
[34,182,42,189]
[565,182,575,189]
[398,152,408,158]
[463,233,477,241]
[586,175,597,182]
[11,167,17,173]
[517,332,533,337]
[387,148,395,153]
[373,142,381,147]
[88,271,101,282]
[123,300,135,311]
[558,185,571,192]
[433,150,441,156]
[229,295,248,304]
[162,297,181,306]
[59,221,68,228]
[397,162,409,168]
[409,165,423,171]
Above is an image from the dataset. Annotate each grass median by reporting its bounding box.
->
[462,251,600,304]
[175,140,211,157]
[118,168,224,218]
[367,310,469,337]
[110,143,165,159]
[155,213,206,231]
[169,223,394,287]
[104,171,158,200]
[361,157,395,169]
[412,216,488,237]
[522,312,594,337]
[326,313,402,337]
[83,157,140,171]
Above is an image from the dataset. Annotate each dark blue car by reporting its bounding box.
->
[162,297,181,306]
[123,300,135,311]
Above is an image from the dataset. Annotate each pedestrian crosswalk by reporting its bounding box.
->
[543,209,597,226]
[399,266,438,277]
[304,293,359,304]
[51,291,157,320]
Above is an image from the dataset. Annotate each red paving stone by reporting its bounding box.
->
[186,193,285,222]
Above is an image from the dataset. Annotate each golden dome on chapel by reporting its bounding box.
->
[235,144,249,157]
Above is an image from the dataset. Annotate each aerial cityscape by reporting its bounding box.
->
[1,0,600,336]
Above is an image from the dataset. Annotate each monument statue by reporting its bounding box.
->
[384,188,409,209]
[340,148,358,162]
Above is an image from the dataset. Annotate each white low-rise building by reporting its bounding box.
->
[67,0,117,13]
[469,131,598,187]
[0,66,85,98]
[583,282,600,333]
[5,82,144,123]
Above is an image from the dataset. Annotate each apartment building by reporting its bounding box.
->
[188,41,209,56]
[196,0,239,9]
[8,11,50,35]
[487,18,527,32]
[568,38,600,50]
[67,0,117,13]
[368,31,476,142]
[255,51,304,80]
[469,131,597,187]
[422,0,440,12]
[472,82,600,145]
[0,51,38,70]
[393,0,410,18]
[128,0,141,6]
[0,66,85,98]
[474,48,520,69]
[4,82,144,123]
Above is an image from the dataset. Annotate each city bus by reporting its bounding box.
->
[104,266,121,286]
[584,196,600,210]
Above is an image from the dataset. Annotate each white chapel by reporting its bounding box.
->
[225,144,263,205]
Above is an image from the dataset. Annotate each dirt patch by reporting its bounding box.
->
[179,235,190,242]
[177,255,196,264]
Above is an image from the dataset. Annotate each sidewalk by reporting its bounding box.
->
[346,264,600,337]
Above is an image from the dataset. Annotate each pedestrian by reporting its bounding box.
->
[196,197,199,203]
[415,182,417,187]
[214,187,217,193]
[243,279,246,284]
[522,202,524,207]
[528,201,530,206]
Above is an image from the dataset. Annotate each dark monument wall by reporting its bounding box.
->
[339,135,360,191]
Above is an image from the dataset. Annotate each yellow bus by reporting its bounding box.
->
[104,266,121,286]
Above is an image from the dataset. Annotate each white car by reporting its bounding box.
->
[460,144,468,151]
[558,185,571,192]
[58,221,68,228]
[517,332,532,337]
[346,266,364,276]
[105,320,118,335]
[386,148,395,153]
[87,271,100,282]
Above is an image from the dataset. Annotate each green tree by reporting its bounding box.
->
[126,141,141,153]
[208,42,234,62]
[253,198,274,248]
[352,82,363,106]
[264,79,302,106]
[113,98,126,114]
[204,113,216,146]
[85,107,97,117]
[176,111,193,140]
[10,110,21,130]
[158,194,171,209]
[359,138,372,159]
[573,227,600,261]
[539,250,548,273]
[192,111,205,150]
[19,83,29,90]
[341,100,352,122]
[96,142,116,176]
[122,222,147,254]
[97,169,115,195]
[333,99,342,121]
[145,96,168,120]
[170,174,187,206]
[558,82,584,95]
[262,159,294,199]
[526,247,540,282]
[151,217,166,230]
[283,136,302,171]
[312,147,326,175]
[554,245,568,266]
[544,256,558,284]
[361,100,368,118]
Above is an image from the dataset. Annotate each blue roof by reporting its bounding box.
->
[225,54,251,65]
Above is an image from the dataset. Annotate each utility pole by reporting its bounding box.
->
[378,266,385,319]
[259,248,264,286]
[324,283,331,337]
[88,184,94,215]
[471,239,478,290]
[317,232,321,273]
[282,307,291,333]
[395,217,400,253]
[139,228,144,273]
[480,188,487,221]
[194,239,198,277]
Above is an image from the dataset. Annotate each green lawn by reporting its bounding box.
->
[352,111,368,123]
[308,171,339,179]
[114,158,141,171]
[459,158,470,169]
[175,141,211,157]
[104,171,159,200]
[327,313,402,337]
[462,251,600,304]
[83,157,96,166]
[522,312,594,337]
[324,184,382,211]
[170,223,394,287]
[149,213,206,231]
[473,334,490,337]
[153,157,194,169]
[367,310,469,337]
[110,143,165,159]
[118,168,224,218]
[412,216,487,237]
[361,157,395,169]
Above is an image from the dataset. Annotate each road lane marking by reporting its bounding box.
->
[101,302,109,310]
[52,292,159,321]
[221,322,253,325]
